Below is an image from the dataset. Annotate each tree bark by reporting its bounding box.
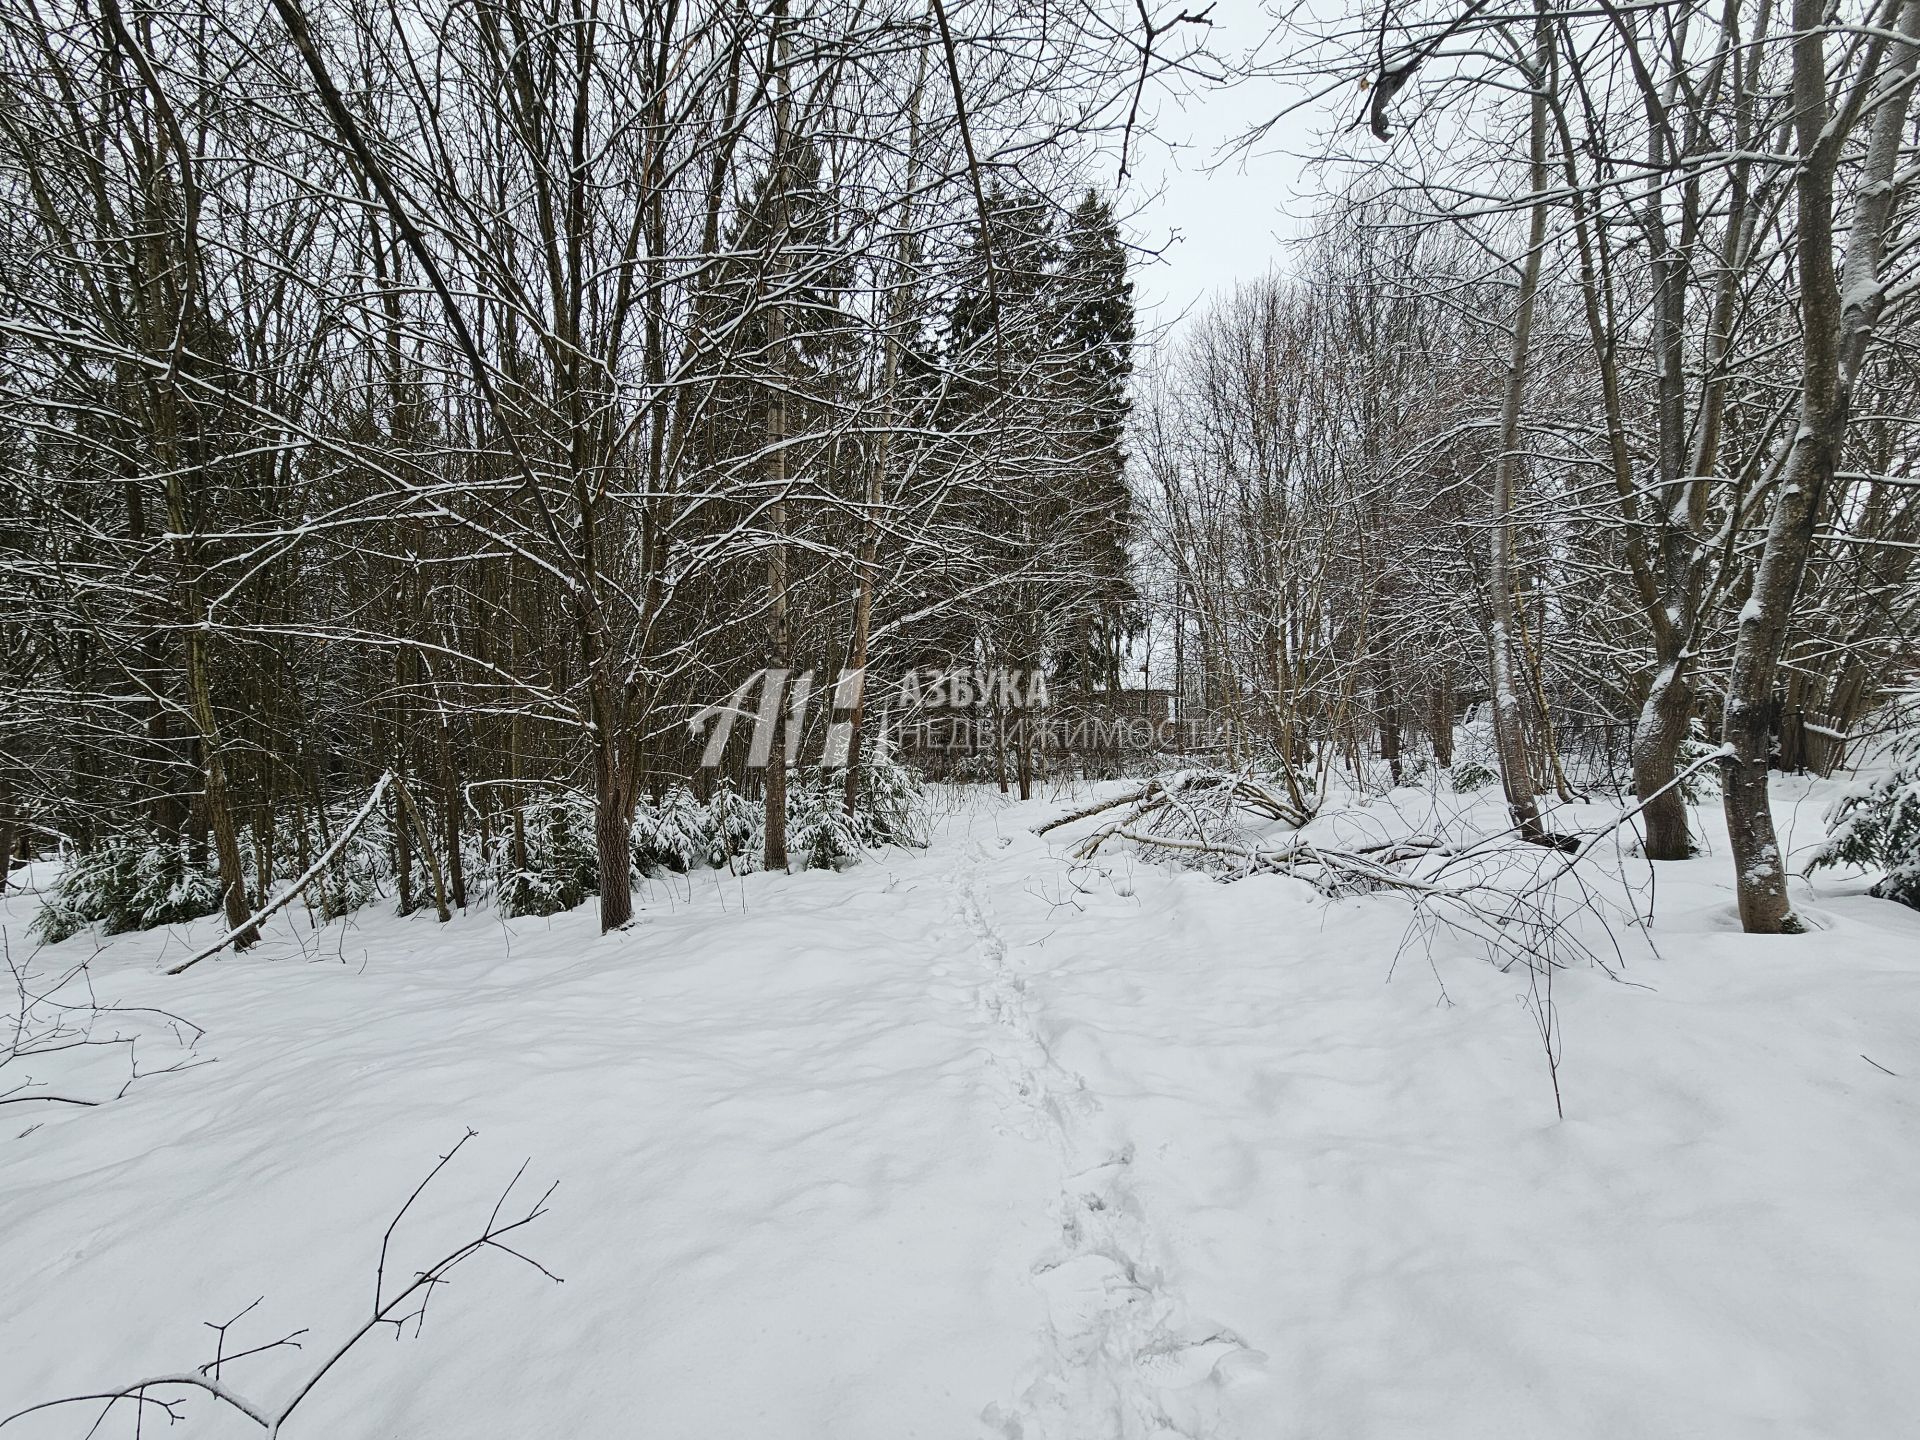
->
[1487,8,1554,844]
[1633,664,1695,859]
[0,775,15,893]
[1720,0,1920,932]
[762,0,793,873]
[396,776,451,924]
[182,619,256,944]
[1430,673,1455,768]
[439,716,466,910]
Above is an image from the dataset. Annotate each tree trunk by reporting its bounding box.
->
[396,777,451,924]
[762,1,793,873]
[394,779,415,918]
[1374,654,1401,784]
[0,776,15,893]
[1632,659,1694,859]
[438,715,466,910]
[184,625,257,945]
[593,746,634,929]
[1721,0,1919,932]
[188,742,209,871]
[992,681,1010,794]
[253,800,273,904]
[508,560,529,874]
[1430,674,1454,767]
[842,47,925,819]
[155,300,252,942]
[1487,8,1554,845]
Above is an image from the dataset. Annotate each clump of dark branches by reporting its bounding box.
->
[1,1128,560,1437]
[1036,768,1316,853]
[2,934,207,1122]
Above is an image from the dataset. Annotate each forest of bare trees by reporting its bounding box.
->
[0,0,1161,937]
[4,0,1917,947]
[1137,0,1920,931]
[6,0,1920,1432]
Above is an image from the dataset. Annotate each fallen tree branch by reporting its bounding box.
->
[1037,766,1317,845]
[167,771,394,975]
[1,1129,560,1437]
[1095,826,1444,890]
[4,936,207,1113]
[0,1091,98,1108]
[1065,768,1316,861]
[1031,781,1162,836]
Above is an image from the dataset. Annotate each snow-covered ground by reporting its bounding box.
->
[4,779,1918,1439]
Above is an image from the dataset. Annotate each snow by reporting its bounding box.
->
[5,781,1920,1439]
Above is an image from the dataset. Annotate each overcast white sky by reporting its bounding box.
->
[1117,4,1343,336]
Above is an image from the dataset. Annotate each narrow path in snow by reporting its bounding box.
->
[949,836,1257,1440]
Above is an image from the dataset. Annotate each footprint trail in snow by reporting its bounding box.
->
[949,842,1264,1440]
